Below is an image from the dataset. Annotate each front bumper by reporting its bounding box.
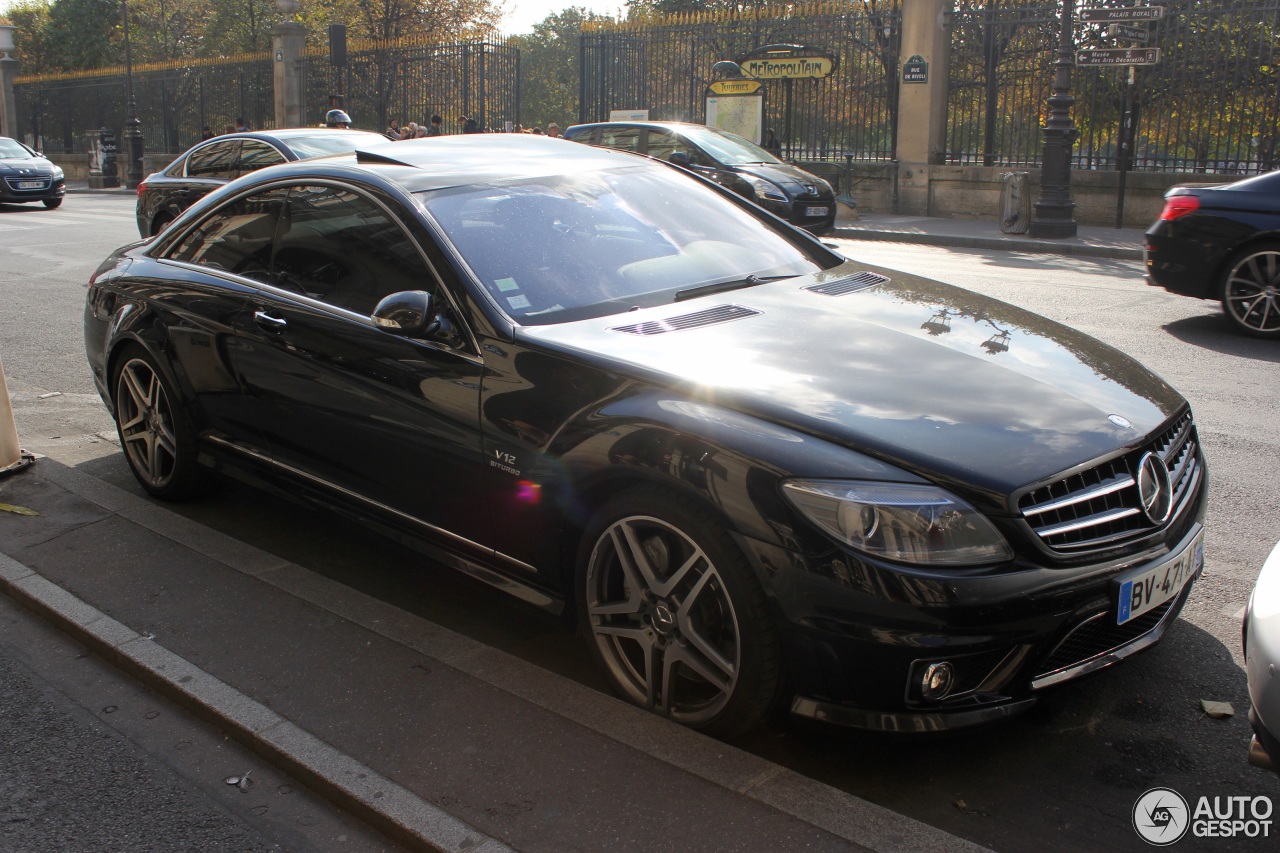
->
[746,516,1205,732]
[0,174,65,203]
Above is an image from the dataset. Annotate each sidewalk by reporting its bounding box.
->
[0,458,989,853]
[831,205,1146,261]
[64,181,1147,261]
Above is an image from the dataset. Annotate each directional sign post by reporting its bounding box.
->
[1111,23,1151,44]
[1077,47,1162,66]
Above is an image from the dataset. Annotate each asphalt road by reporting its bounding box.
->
[2,194,1277,852]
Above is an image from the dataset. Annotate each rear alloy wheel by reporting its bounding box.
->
[112,347,209,500]
[1221,244,1280,339]
[578,489,781,737]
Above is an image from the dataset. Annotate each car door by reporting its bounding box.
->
[235,140,288,177]
[225,182,492,551]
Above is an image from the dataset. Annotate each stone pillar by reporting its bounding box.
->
[272,22,307,129]
[0,24,19,141]
[894,0,952,216]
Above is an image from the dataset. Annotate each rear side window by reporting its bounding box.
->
[185,140,240,179]
[165,188,288,273]
[237,141,287,176]
[598,127,641,152]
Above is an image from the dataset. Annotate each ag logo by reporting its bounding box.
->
[1133,787,1190,845]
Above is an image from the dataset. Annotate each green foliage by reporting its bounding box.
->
[511,7,612,130]
[3,1,54,72]
[45,0,119,71]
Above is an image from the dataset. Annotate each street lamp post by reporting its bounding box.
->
[1029,0,1078,238]
[121,0,144,189]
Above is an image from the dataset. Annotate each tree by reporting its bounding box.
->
[3,1,55,75]
[44,0,119,71]
[513,7,611,129]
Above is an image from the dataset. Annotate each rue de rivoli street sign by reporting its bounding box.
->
[1080,6,1165,22]
[1077,47,1162,66]
[1110,23,1151,44]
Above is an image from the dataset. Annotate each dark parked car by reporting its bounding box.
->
[1244,540,1280,772]
[1145,170,1280,339]
[0,136,65,209]
[563,121,838,235]
[135,128,389,237]
[86,135,1206,737]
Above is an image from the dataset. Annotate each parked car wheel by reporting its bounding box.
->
[42,198,62,209]
[1220,244,1280,339]
[112,346,209,499]
[578,488,782,736]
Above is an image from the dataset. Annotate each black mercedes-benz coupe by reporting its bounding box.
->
[1145,170,1280,339]
[86,135,1207,736]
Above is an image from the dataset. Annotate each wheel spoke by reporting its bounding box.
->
[664,640,732,695]
[593,623,659,709]
[610,524,652,596]
[676,569,737,683]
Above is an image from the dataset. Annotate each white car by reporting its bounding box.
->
[1245,540,1280,771]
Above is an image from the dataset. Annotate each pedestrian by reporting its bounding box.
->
[763,127,781,156]
[462,116,479,134]
[427,115,443,137]
[385,119,403,140]
[235,117,249,132]
[201,125,215,140]
[325,109,353,128]
[546,122,561,138]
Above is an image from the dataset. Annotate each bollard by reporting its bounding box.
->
[0,354,35,476]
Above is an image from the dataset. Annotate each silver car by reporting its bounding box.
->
[1245,540,1280,771]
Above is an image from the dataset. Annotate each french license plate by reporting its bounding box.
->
[805,206,829,217]
[16,181,44,189]
[1115,529,1203,625]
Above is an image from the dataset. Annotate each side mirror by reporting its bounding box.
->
[372,290,438,337]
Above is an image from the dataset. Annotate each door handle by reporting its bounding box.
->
[253,310,287,331]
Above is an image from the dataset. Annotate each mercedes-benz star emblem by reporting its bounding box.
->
[1137,451,1173,524]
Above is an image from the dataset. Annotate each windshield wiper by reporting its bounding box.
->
[674,274,793,302]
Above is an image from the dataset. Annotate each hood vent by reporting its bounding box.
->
[610,304,760,336]
[804,271,889,296]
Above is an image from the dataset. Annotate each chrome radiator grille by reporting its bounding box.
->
[1018,413,1201,552]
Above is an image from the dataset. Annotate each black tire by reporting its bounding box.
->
[42,198,62,209]
[576,487,783,737]
[1219,243,1280,339]
[111,345,210,500]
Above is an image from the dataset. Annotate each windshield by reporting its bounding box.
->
[283,132,389,159]
[422,163,828,325]
[0,139,36,160]
[682,127,782,166]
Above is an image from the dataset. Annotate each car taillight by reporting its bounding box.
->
[136,181,147,198]
[1159,195,1199,221]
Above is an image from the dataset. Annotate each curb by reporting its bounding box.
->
[0,550,513,853]
[830,225,1145,261]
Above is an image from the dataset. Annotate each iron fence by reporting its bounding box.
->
[302,38,520,133]
[14,56,274,155]
[580,1,902,163]
[948,0,1280,174]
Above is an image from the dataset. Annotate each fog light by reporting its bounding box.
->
[921,662,955,701]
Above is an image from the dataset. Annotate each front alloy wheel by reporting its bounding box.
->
[1222,245,1280,339]
[580,491,780,736]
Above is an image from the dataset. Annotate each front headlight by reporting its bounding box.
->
[782,480,1014,566]
[742,175,787,202]
[51,165,65,180]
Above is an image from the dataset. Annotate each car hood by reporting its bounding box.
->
[520,262,1185,498]
[0,156,52,173]
[731,162,833,196]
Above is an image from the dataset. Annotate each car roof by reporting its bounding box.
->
[211,128,388,143]
[329,134,650,192]
[566,121,704,133]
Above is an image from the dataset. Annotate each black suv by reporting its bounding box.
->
[564,121,837,234]
[135,128,389,237]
